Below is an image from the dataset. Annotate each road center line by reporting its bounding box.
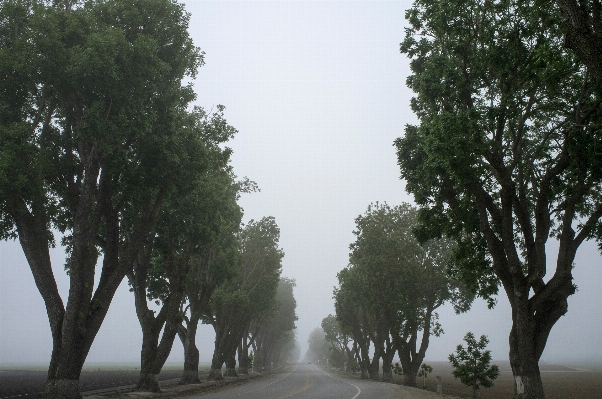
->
[313,366,362,399]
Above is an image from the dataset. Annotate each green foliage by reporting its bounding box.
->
[418,363,433,389]
[396,0,602,299]
[449,332,499,398]
[396,3,602,392]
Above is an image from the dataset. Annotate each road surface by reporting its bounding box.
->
[191,364,416,399]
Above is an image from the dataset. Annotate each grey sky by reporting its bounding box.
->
[1,0,601,366]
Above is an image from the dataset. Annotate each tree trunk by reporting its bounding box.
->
[508,322,546,399]
[179,317,201,384]
[208,329,225,380]
[15,197,125,399]
[399,355,419,387]
[381,351,394,382]
[369,353,380,381]
[138,324,161,392]
[502,251,575,398]
[358,340,370,379]
[238,340,249,374]
[404,371,417,387]
[225,354,238,377]
[132,280,184,391]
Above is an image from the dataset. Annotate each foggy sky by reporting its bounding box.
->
[1,0,601,367]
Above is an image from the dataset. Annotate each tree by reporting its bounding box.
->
[555,0,602,91]
[177,169,249,384]
[249,277,298,373]
[207,216,283,380]
[334,266,373,379]
[306,327,331,364]
[321,314,354,370]
[396,1,602,397]
[344,203,471,385]
[417,363,433,389]
[128,108,240,391]
[449,332,500,399]
[0,1,202,398]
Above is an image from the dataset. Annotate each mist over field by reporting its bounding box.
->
[1,0,601,383]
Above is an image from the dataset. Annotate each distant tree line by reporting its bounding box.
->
[0,1,297,398]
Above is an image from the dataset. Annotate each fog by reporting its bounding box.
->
[1,0,601,367]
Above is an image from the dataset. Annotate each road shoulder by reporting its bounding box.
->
[83,372,268,399]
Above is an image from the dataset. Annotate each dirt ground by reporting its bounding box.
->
[396,361,602,399]
[0,368,184,399]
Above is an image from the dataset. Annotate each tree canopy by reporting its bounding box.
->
[0,1,204,397]
[396,0,602,397]
[335,202,470,385]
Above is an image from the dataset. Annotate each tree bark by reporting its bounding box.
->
[12,175,132,399]
[404,371,418,387]
[381,342,395,382]
[208,323,228,380]
[225,353,238,377]
[136,306,181,392]
[178,321,201,384]
[358,338,371,379]
[129,252,186,392]
[237,335,250,374]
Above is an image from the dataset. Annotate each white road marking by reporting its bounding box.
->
[313,366,362,399]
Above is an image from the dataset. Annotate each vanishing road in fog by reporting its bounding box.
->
[193,364,416,399]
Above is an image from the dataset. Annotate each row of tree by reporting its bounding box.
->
[319,1,602,398]
[0,1,297,398]
[311,203,470,387]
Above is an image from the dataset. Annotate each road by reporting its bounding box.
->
[191,364,416,399]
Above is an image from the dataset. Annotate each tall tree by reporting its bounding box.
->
[334,267,374,379]
[177,170,248,384]
[346,203,470,385]
[207,216,283,380]
[396,1,602,397]
[321,314,355,370]
[251,277,298,372]
[0,1,202,398]
[127,107,239,391]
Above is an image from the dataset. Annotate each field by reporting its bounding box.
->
[0,364,208,399]
[397,361,602,399]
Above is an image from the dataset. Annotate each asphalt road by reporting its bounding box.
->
[192,364,413,399]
